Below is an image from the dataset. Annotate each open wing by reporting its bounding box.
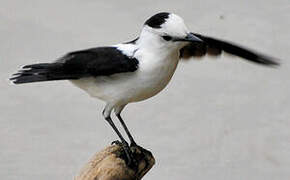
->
[179,33,280,66]
[10,47,139,84]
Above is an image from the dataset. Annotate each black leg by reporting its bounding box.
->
[116,114,137,146]
[104,116,132,164]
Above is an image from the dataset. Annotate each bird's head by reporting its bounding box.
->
[138,12,202,50]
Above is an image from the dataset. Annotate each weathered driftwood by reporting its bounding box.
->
[75,143,155,180]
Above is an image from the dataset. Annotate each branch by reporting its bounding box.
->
[75,143,155,180]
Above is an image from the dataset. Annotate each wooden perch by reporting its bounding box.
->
[75,143,155,180]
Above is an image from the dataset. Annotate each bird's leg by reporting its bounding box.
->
[103,104,133,164]
[104,116,133,164]
[116,114,137,147]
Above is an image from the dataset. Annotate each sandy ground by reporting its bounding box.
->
[1,0,290,179]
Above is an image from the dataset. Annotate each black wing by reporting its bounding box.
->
[10,47,139,84]
[180,33,280,66]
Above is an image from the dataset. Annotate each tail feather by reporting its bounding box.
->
[10,63,77,84]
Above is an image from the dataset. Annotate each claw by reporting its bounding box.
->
[112,140,139,168]
[122,144,137,167]
[121,142,133,165]
[111,140,122,146]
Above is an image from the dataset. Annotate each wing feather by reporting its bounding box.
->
[10,47,139,84]
[180,33,280,66]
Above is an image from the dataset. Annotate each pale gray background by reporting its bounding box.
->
[1,0,289,179]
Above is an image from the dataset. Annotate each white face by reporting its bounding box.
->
[140,13,192,50]
[154,13,189,39]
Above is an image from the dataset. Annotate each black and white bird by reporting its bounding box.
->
[10,12,279,162]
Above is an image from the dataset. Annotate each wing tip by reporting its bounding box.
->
[8,77,17,85]
[9,75,24,84]
[257,55,281,67]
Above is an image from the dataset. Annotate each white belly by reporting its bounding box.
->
[71,50,180,106]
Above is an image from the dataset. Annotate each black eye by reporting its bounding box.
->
[162,35,172,41]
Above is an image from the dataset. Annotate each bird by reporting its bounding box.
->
[10,12,279,164]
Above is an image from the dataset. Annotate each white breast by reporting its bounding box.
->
[131,47,179,102]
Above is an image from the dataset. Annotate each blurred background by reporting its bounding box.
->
[1,0,289,179]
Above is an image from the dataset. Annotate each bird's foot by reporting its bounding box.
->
[111,140,138,168]
[111,140,123,146]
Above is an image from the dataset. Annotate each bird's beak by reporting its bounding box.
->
[174,33,203,43]
[185,33,203,42]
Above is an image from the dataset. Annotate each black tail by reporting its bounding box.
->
[10,63,77,84]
